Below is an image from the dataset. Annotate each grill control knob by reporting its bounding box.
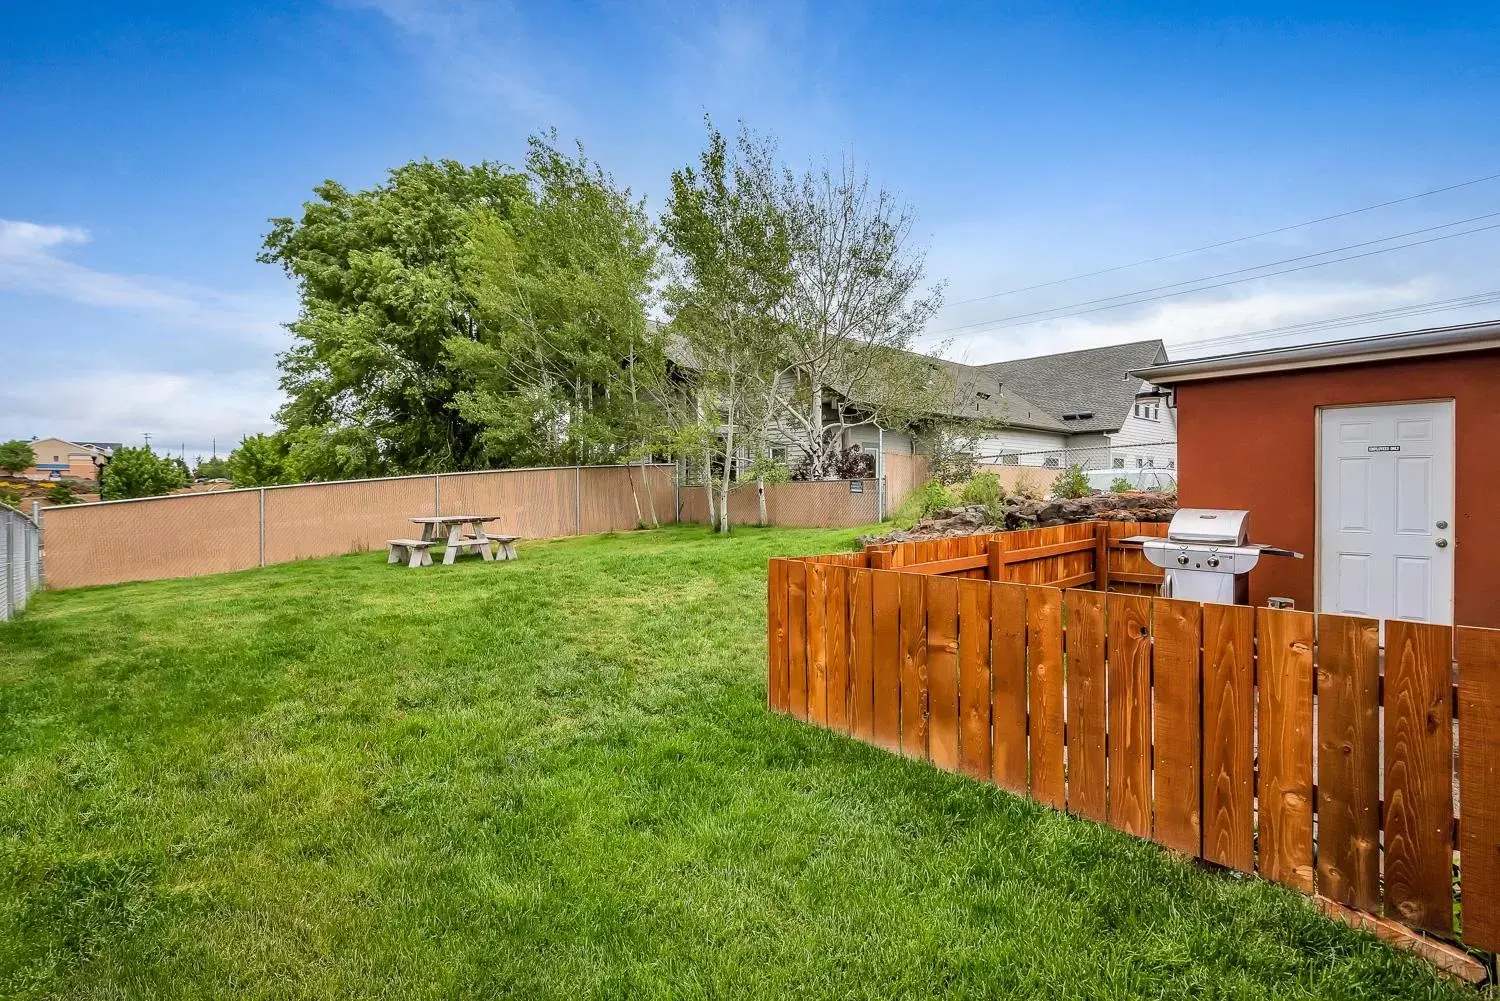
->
[1176,554,1190,566]
[1206,556,1221,568]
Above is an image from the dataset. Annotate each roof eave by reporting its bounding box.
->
[1135,320,1500,386]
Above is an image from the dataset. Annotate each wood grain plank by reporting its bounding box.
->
[926,575,961,772]
[824,566,850,733]
[1457,625,1500,952]
[849,568,874,741]
[1383,619,1454,934]
[787,561,809,720]
[806,563,829,726]
[1201,603,1254,872]
[768,559,788,713]
[1107,592,1153,838]
[958,578,992,781]
[1027,586,1066,809]
[991,582,1029,794]
[1257,607,1315,894]
[1153,596,1202,856]
[1064,588,1107,822]
[1315,613,1380,912]
[899,573,928,760]
[871,570,901,751]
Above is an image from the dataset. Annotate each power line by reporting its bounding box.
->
[935,209,1500,333]
[943,168,1500,307]
[1167,290,1500,353]
[931,218,1500,335]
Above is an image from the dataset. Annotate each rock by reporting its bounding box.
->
[863,490,1177,546]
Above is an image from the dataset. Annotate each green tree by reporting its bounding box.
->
[0,439,34,475]
[194,454,231,480]
[262,159,531,476]
[100,445,187,500]
[227,433,291,487]
[662,122,793,531]
[448,136,662,471]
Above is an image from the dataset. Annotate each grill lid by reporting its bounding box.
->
[1167,508,1249,545]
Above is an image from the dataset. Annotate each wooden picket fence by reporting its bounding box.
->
[768,524,1500,981]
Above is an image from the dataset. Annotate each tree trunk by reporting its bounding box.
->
[717,399,736,534]
[639,458,660,528]
[757,475,767,526]
[628,459,644,527]
[702,448,715,527]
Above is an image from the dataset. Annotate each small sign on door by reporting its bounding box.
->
[1367,445,1401,452]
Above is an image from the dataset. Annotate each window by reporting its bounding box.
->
[1000,454,1019,466]
[1145,458,1155,468]
[1043,456,1060,468]
[1135,457,1145,468]
[770,447,787,463]
[975,391,990,400]
[1112,457,1124,469]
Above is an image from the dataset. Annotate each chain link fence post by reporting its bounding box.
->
[1,502,42,622]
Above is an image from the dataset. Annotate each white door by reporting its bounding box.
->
[1319,401,1454,624]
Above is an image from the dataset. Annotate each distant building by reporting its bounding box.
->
[19,438,117,481]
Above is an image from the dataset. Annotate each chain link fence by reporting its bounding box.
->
[2,503,42,621]
[977,439,1177,472]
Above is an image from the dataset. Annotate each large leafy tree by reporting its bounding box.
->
[100,446,187,500]
[661,123,792,531]
[0,439,34,475]
[261,159,530,475]
[448,137,662,470]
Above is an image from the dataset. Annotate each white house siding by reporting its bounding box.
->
[1107,402,1178,471]
[972,428,1069,464]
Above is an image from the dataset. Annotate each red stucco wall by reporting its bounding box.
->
[1172,348,1500,628]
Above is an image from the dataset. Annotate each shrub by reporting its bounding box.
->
[45,481,79,505]
[1108,476,1134,494]
[958,471,1004,508]
[1011,471,1042,500]
[890,479,958,528]
[0,487,21,508]
[790,446,874,481]
[1050,464,1092,499]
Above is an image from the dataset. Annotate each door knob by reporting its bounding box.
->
[1436,538,1449,548]
[1436,520,1448,529]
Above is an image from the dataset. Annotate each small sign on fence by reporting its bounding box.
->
[849,480,864,494]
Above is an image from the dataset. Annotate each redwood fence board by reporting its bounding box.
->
[1201,602,1255,871]
[787,561,809,719]
[899,572,928,760]
[849,569,875,742]
[806,564,830,727]
[1382,619,1454,935]
[1257,607,1315,894]
[991,582,1029,794]
[871,571,901,751]
[1152,597,1202,856]
[1027,585,1066,810]
[1315,613,1381,912]
[926,575,962,772]
[958,578,993,781]
[1107,592,1153,838]
[825,567,851,734]
[770,523,1497,962]
[1457,625,1500,952]
[1064,588,1107,823]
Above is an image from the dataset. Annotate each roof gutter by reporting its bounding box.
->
[1133,319,1500,385]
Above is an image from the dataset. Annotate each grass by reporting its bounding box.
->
[0,525,1481,999]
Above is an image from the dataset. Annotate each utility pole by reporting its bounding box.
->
[143,432,152,449]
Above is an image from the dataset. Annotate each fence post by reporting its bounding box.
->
[575,466,582,536]
[258,488,266,567]
[1094,520,1111,592]
[868,544,893,571]
[433,474,441,517]
[987,535,1009,582]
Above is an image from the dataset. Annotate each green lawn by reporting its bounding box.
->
[0,526,1478,999]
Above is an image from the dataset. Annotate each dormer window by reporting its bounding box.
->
[975,391,991,401]
[1061,411,1093,421]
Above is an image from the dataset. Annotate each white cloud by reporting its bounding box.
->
[0,218,292,346]
[350,0,572,125]
[0,369,280,457]
[930,281,1443,365]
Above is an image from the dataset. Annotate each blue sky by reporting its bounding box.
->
[3,1,1498,456]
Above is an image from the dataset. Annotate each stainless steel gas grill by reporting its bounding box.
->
[1126,508,1301,605]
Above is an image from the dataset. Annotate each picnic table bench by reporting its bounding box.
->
[403,515,518,565]
[386,538,437,568]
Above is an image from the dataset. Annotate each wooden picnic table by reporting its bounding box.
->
[409,514,510,565]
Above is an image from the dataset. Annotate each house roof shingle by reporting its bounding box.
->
[974,339,1168,433]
